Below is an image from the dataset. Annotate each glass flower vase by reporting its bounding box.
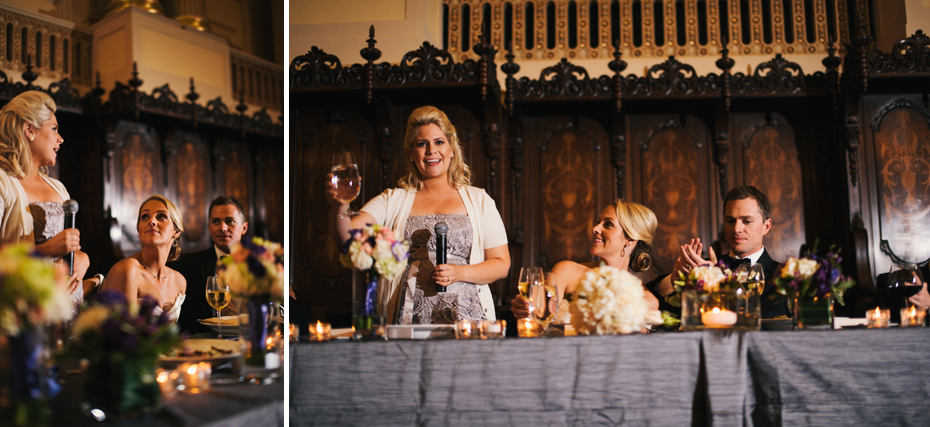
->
[83,358,160,416]
[243,299,273,367]
[794,294,834,330]
[5,328,54,427]
[352,269,390,339]
[679,290,705,331]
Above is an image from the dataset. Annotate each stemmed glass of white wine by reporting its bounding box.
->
[331,151,362,218]
[206,276,231,337]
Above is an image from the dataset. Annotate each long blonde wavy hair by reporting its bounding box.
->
[0,91,57,179]
[611,199,658,272]
[137,195,185,262]
[398,106,472,191]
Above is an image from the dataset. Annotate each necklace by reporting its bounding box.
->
[143,263,164,280]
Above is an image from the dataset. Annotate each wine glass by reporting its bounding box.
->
[746,263,765,296]
[206,276,231,337]
[517,267,537,299]
[331,152,362,218]
[530,279,559,333]
[888,264,924,309]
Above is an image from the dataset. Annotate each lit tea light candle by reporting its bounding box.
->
[701,307,737,327]
[156,369,177,398]
[178,362,211,394]
[479,320,506,339]
[455,319,475,339]
[516,318,540,337]
[899,307,925,327]
[867,307,890,328]
[289,323,299,341]
[309,321,331,341]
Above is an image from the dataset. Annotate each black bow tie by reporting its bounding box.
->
[722,256,752,269]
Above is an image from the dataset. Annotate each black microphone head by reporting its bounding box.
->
[63,199,79,214]
[434,221,449,236]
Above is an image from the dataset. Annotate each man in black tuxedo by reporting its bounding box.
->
[170,196,249,335]
[647,186,789,319]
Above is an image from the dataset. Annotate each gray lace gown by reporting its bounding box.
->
[30,201,82,306]
[400,214,487,324]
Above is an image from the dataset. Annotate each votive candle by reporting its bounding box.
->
[178,362,211,393]
[701,307,738,327]
[156,369,177,398]
[866,307,890,328]
[309,321,331,341]
[455,319,475,339]
[289,323,299,341]
[899,307,926,327]
[479,320,506,339]
[516,318,540,337]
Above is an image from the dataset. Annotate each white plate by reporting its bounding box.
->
[199,316,245,337]
[159,339,241,368]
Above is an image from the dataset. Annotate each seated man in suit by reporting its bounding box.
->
[647,185,790,319]
[170,196,249,335]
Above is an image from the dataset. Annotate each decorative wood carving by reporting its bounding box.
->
[867,30,930,74]
[105,121,163,255]
[360,25,382,104]
[255,148,285,240]
[484,122,501,198]
[290,46,363,88]
[214,140,254,229]
[375,42,478,86]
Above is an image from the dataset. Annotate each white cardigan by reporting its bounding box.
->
[0,169,70,245]
[361,185,508,322]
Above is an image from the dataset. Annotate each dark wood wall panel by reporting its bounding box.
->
[631,115,714,278]
[214,141,254,224]
[870,100,930,268]
[734,113,806,262]
[255,148,285,240]
[165,131,212,251]
[106,121,163,255]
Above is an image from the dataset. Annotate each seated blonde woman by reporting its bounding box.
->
[101,195,187,321]
[512,199,660,325]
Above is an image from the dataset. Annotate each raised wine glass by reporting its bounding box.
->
[530,277,559,333]
[331,151,362,218]
[206,276,231,337]
[888,264,924,309]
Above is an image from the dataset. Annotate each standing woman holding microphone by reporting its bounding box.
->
[326,106,510,324]
[0,91,95,302]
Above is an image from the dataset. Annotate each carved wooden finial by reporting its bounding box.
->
[360,25,382,105]
[21,54,38,87]
[186,77,200,103]
[129,61,143,91]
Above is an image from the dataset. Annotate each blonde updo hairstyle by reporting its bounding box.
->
[0,90,57,179]
[611,199,658,272]
[136,195,185,262]
[398,106,471,191]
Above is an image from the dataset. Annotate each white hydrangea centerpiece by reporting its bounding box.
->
[340,224,410,281]
[568,264,663,335]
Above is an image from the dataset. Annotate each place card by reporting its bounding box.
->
[309,321,331,341]
[866,308,890,328]
[899,307,926,327]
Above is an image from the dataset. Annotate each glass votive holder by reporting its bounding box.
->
[156,369,178,398]
[899,307,926,327]
[455,319,477,339]
[478,320,506,339]
[516,318,540,337]
[289,323,299,341]
[178,362,211,393]
[866,308,891,328]
[309,321,331,341]
[700,292,739,328]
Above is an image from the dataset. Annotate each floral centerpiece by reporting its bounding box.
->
[665,262,740,307]
[666,262,761,330]
[567,265,662,335]
[774,244,855,329]
[216,237,284,366]
[0,243,72,426]
[62,290,180,415]
[340,224,410,336]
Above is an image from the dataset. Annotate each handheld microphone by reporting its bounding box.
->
[434,221,448,292]
[63,199,79,276]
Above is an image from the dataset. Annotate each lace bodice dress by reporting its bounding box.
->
[30,201,82,306]
[399,214,487,324]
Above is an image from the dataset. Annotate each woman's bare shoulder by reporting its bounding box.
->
[167,266,187,293]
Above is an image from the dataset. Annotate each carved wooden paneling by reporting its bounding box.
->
[736,114,806,261]
[525,117,612,269]
[214,140,253,226]
[164,131,212,251]
[631,115,714,276]
[255,147,285,242]
[105,121,163,255]
[441,105,486,190]
[870,101,930,266]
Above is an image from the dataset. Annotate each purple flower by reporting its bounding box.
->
[93,290,127,306]
[101,318,138,352]
[247,256,267,278]
[138,295,158,318]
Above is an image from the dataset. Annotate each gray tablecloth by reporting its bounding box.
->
[289,329,930,426]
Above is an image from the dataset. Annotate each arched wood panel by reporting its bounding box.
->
[255,147,284,242]
[214,140,253,227]
[105,120,162,255]
[164,131,212,251]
